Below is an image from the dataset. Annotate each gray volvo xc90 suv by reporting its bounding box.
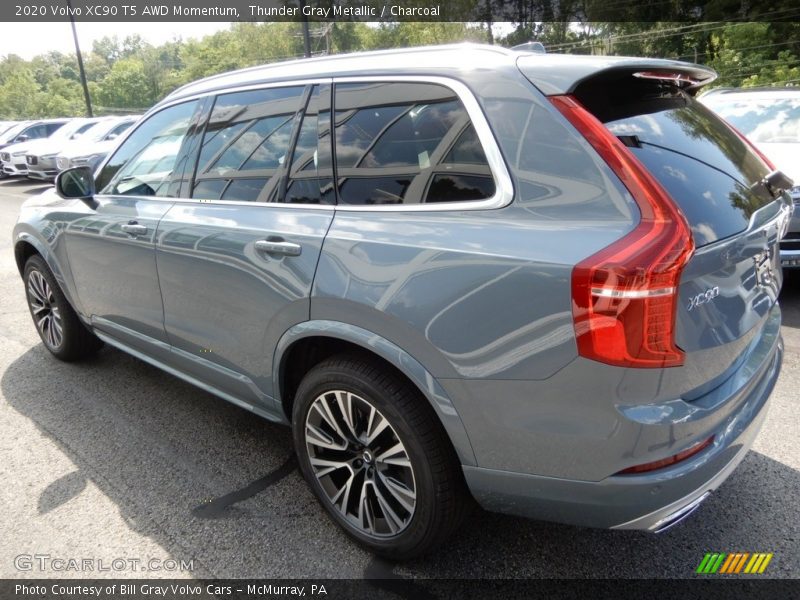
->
[13,45,793,559]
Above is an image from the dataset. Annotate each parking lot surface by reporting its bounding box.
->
[0,178,798,579]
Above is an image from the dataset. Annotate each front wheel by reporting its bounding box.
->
[23,255,103,361]
[292,354,470,559]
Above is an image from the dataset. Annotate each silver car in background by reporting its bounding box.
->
[701,88,800,268]
[13,45,793,559]
[53,116,140,176]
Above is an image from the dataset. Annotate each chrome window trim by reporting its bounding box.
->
[91,79,334,205]
[331,76,513,212]
[93,76,514,213]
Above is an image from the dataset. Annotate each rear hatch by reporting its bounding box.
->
[520,59,792,397]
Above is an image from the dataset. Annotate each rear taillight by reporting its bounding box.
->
[549,95,694,368]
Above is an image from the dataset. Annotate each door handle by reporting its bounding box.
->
[121,222,147,236]
[254,239,302,257]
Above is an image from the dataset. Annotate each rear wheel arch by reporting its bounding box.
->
[274,322,477,467]
[14,239,40,276]
[15,234,84,320]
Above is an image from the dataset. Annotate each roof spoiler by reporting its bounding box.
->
[518,55,717,96]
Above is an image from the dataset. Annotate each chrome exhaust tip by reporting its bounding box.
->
[651,492,710,533]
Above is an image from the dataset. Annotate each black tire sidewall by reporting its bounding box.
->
[24,257,67,353]
[23,255,99,361]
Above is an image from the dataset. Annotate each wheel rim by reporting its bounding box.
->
[27,270,63,350]
[305,390,417,538]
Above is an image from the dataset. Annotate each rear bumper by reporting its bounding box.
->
[783,198,800,268]
[780,248,800,268]
[461,316,782,531]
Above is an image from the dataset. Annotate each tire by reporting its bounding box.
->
[293,353,471,559]
[23,255,103,361]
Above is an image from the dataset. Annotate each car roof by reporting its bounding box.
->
[163,43,715,104]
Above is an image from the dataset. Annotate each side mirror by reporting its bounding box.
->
[15,134,29,142]
[55,166,95,199]
[106,133,118,141]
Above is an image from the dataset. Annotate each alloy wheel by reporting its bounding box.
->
[305,390,417,538]
[27,269,63,349]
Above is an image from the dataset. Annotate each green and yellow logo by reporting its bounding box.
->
[696,552,773,574]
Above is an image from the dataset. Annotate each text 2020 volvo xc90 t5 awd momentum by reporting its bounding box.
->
[13,45,793,559]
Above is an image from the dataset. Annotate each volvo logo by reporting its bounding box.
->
[687,286,720,312]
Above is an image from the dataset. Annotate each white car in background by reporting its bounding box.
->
[701,88,800,268]
[28,116,138,181]
[0,119,67,177]
[54,115,140,176]
[1,118,101,178]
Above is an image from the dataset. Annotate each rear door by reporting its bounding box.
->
[154,82,334,413]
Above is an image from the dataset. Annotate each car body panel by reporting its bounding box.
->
[464,325,779,528]
[441,302,780,480]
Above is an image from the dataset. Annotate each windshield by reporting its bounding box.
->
[702,96,800,144]
[0,122,29,143]
[49,120,96,142]
[82,119,127,142]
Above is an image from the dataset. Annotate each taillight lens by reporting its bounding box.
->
[549,95,694,368]
[616,435,715,475]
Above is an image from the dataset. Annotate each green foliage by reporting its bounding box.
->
[0,21,798,119]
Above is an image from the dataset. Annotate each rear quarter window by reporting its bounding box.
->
[333,81,496,206]
[482,93,635,222]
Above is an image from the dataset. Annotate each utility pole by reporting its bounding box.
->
[299,0,312,58]
[66,0,93,116]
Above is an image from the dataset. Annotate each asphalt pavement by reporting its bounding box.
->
[0,178,798,579]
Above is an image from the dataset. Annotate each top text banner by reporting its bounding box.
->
[1,0,796,22]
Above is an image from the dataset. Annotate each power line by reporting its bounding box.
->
[546,8,800,53]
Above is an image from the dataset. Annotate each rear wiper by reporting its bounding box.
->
[750,170,794,201]
[617,135,642,148]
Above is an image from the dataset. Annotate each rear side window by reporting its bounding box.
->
[333,82,495,205]
[576,81,771,247]
[192,86,305,202]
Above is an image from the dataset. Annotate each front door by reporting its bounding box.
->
[65,100,201,355]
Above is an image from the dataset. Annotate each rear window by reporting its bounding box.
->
[576,81,772,247]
